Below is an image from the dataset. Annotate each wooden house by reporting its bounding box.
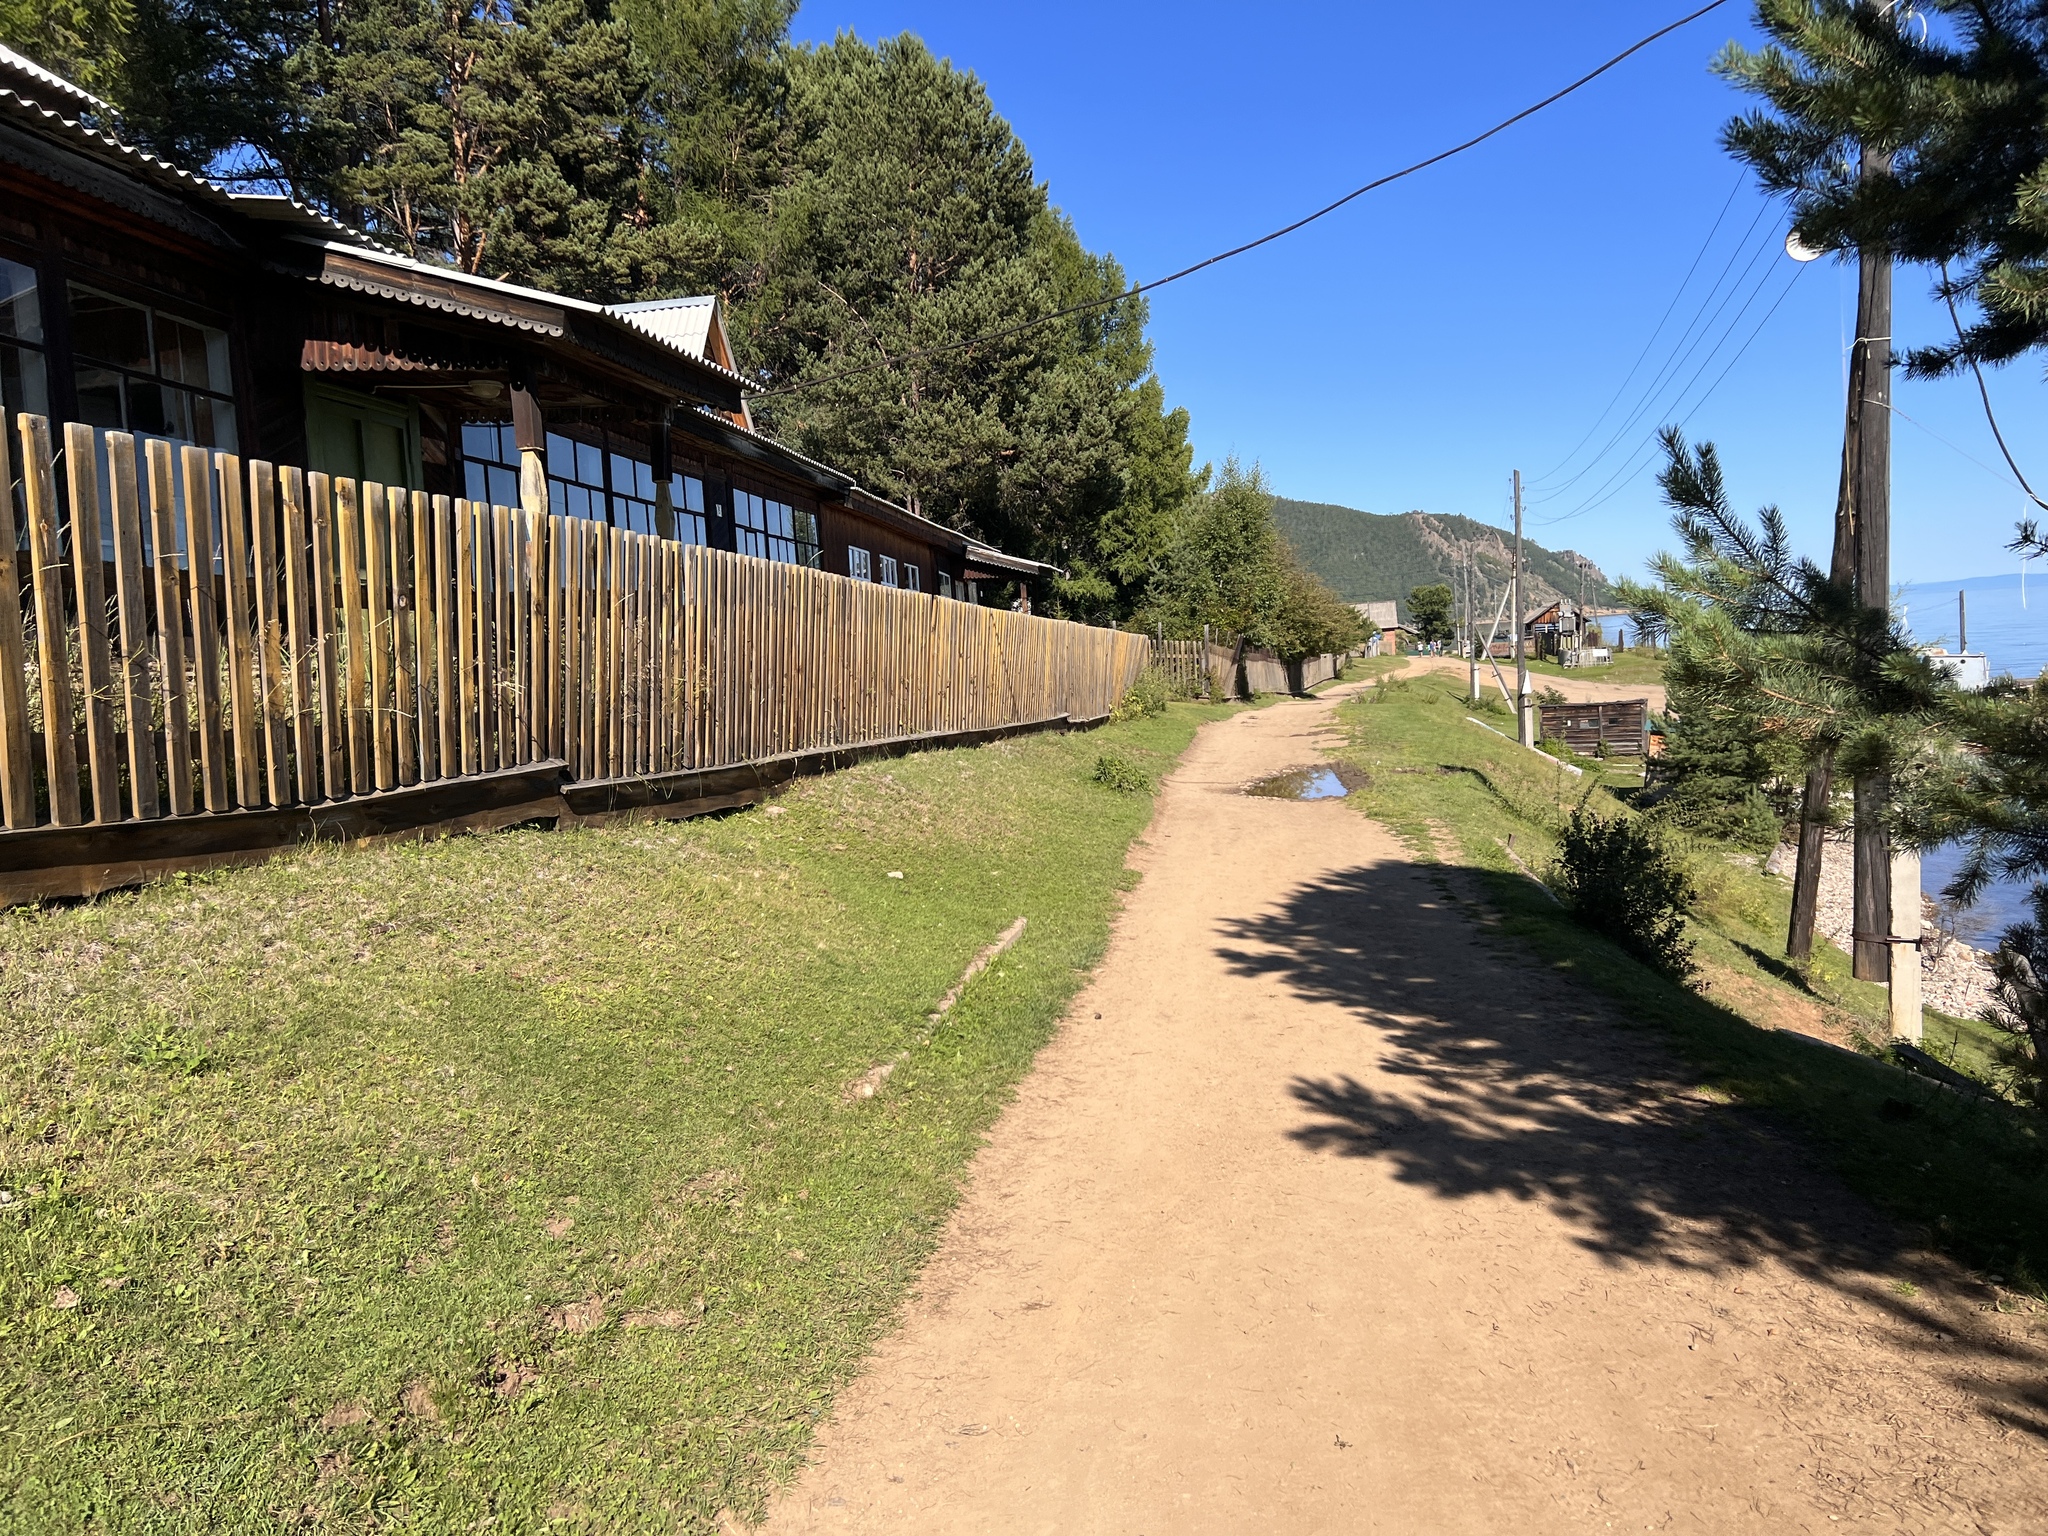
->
[0,45,1058,605]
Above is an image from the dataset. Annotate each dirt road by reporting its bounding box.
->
[1403,652,1669,711]
[754,680,2044,1533]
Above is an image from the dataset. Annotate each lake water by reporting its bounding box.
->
[1899,572,2048,681]
[1888,575,2046,942]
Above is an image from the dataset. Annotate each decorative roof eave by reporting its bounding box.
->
[0,43,113,114]
[0,83,359,250]
[281,238,749,411]
[964,544,1066,582]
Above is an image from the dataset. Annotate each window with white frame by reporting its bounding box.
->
[903,562,920,592]
[848,546,872,582]
[735,487,820,566]
[878,554,898,587]
[937,572,953,599]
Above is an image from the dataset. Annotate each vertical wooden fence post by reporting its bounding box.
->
[61,423,118,823]
[144,439,193,815]
[308,473,345,800]
[20,415,80,825]
[249,461,290,804]
[280,466,318,803]
[336,477,371,793]
[217,452,262,807]
[105,434,157,820]
[0,411,36,827]
[181,445,228,812]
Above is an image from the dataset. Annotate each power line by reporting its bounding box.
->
[755,0,1737,401]
[1938,261,2048,512]
[1535,260,1809,525]
[1530,169,1748,487]
[1531,206,1783,501]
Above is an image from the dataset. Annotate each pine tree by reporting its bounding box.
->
[1719,0,2048,374]
[741,34,1200,612]
[1622,430,1950,920]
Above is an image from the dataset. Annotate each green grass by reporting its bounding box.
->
[1338,668,2048,1296]
[0,704,1226,1532]
[1522,651,1668,688]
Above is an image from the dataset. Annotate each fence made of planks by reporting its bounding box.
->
[0,415,1150,893]
[1150,636,1354,702]
[1535,697,1651,759]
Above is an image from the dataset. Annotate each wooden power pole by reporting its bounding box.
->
[1850,143,1895,987]
[1466,546,1480,702]
[1514,471,1532,746]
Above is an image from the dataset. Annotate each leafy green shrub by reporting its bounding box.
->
[1110,666,1171,722]
[1092,752,1152,793]
[1552,809,1698,980]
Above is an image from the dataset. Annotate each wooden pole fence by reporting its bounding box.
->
[0,415,1150,868]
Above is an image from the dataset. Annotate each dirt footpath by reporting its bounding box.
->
[753,682,2045,1534]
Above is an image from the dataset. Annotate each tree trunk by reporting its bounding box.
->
[1787,752,1833,962]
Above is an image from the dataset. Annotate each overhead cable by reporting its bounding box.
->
[754,0,1736,400]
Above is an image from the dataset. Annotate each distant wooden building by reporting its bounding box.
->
[0,44,1058,605]
[1535,697,1651,758]
[1352,600,1408,656]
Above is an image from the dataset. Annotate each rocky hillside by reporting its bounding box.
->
[1273,497,1616,622]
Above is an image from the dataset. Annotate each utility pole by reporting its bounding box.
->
[1850,139,1895,987]
[1514,471,1532,746]
[1576,555,1587,660]
[1466,546,1480,702]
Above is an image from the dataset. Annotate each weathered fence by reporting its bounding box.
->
[0,416,1149,897]
[1153,636,1351,701]
[1155,638,1206,697]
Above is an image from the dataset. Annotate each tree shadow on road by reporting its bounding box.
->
[1215,853,2048,1440]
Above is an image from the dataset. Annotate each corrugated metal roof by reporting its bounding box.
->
[0,75,360,247]
[0,43,112,115]
[611,296,716,358]
[283,238,756,397]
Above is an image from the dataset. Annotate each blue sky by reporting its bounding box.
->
[791,0,2048,589]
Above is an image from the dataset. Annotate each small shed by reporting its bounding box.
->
[1536,697,1651,758]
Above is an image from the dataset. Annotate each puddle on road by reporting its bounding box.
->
[1245,762,1370,801]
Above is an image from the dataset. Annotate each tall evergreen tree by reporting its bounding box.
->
[288,0,674,297]
[741,34,1200,615]
[1719,0,2048,374]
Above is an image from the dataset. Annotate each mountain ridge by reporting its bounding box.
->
[1272,496,1618,623]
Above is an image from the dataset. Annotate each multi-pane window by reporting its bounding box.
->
[461,422,523,509]
[847,546,872,582]
[903,563,921,592]
[668,473,708,546]
[0,258,49,423]
[69,285,237,451]
[734,488,819,567]
[878,554,898,587]
[460,422,708,543]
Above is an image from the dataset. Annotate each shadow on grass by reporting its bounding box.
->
[1726,935,1827,997]
[1214,852,2048,1441]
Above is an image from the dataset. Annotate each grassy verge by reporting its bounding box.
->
[1520,651,1668,687]
[0,702,1225,1532]
[1338,668,2048,1296]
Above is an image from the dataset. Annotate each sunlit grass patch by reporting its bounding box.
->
[1337,669,2048,1296]
[0,703,1222,1532]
